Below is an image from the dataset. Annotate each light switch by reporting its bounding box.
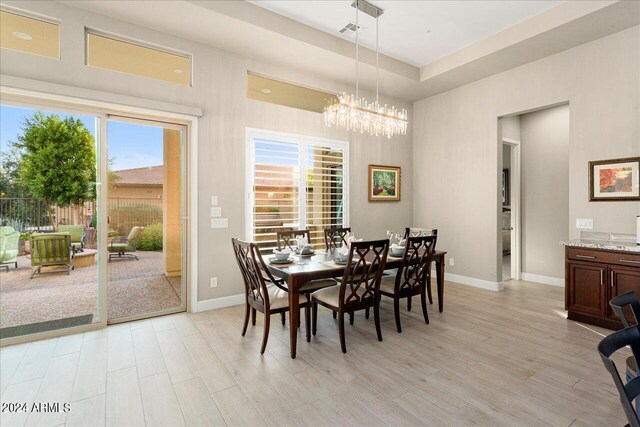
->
[576,219,593,230]
[211,196,219,206]
[211,218,229,229]
[211,207,222,217]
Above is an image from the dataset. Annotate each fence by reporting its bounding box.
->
[0,197,163,234]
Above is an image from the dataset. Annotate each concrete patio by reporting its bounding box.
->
[0,250,183,330]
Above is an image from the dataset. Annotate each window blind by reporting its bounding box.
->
[247,131,347,251]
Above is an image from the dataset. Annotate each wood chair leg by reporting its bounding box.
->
[394,296,402,333]
[339,311,347,354]
[374,302,383,342]
[365,307,370,319]
[332,311,337,319]
[241,303,250,336]
[426,277,433,304]
[349,311,354,326]
[407,296,412,311]
[251,308,256,326]
[312,302,318,336]
[421,289,430,325]
[305,305,311,342]
[260,312,270,354]
[281,312,286,326]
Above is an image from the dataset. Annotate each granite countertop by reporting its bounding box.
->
[561,239,640,253]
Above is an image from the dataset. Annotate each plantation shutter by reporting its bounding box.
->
[248,132,347,251]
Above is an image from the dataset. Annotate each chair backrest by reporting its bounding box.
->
[127,227,145,246]
[277,229,310,251]
[598,326,640,427]
[394,235,437,294]
[58,225,85,243]
[231,238,271,307]
[610,291,640,328]
[404,227,438,239]
[324,227,351,251]
[338,239,389,307]
[0,227,19,255]
[30,233,72,265]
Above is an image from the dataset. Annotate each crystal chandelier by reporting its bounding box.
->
[324,0,408,139]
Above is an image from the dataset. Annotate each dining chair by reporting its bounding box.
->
[311,239,389,353]
[323,227,351,251]
[611,291,640,381]
[232,238,312,354]
[277,229,310,251]
[401,228,437,309]
[598,325,640,427]
[380,234,437,333]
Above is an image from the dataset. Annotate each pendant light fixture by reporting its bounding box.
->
[323,0,408,139]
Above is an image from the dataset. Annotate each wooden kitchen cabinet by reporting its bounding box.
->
[565,246,640,330]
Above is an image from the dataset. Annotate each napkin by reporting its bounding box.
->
[272,248,292,255]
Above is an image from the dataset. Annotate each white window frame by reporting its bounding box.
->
[245,127,349,243]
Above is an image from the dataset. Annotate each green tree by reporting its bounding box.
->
[12,112,96,228]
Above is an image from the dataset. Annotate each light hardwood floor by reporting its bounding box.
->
[0,279,630,427]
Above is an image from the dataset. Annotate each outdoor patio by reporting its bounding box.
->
[0,250,182,333]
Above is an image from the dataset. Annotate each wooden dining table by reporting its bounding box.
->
[266,249,447,358]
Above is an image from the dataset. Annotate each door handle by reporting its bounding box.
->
[600,270,603,286]
[611,271,614,287]
[576,254,596,259]
[620,259,640,264]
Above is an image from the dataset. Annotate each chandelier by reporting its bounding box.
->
[324,0,408,138]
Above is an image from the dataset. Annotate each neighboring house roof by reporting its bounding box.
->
[114,165,163,187]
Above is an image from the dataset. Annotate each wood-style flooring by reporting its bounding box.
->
[0,279,630,426]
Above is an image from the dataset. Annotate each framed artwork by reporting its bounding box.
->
[502,168,510,206]
[368,165,400,202]
[589,156,640,201]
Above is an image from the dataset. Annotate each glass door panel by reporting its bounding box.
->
[105,117,186,322]
[0,104,103,339]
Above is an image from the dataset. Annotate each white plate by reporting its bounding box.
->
[270,257,295,264]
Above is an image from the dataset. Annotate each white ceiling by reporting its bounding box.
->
[250,0,564,67]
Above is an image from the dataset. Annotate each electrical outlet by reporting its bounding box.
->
[210,277,218,288]
[576,218,593,230]
[210,206,222,217]
[449,258,454,267]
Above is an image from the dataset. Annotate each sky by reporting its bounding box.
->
[0,105,163,172]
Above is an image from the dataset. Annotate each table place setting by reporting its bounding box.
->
[387,230,406,258]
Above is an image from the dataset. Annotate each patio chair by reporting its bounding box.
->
[58,224,86,252]
[0,226,20,271]
[30,232,74,278]
[108,226,144,262]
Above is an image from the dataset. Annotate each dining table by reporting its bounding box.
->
[266,249,448,358]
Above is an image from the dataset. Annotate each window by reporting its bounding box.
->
[0,10,60,59]
[86,31,191,86]
[246,129,348,250]
[247,73,338,113]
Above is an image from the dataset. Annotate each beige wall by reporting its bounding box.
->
[413,26,640,284]
[0,1,413,302]
[520,105,570,279]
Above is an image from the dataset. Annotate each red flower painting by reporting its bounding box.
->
[599,167,632,193]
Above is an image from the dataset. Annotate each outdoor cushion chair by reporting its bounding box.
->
[30,232,74,278]
[0,226,20,271]
[58,224,86,252]
[108,226,144,262]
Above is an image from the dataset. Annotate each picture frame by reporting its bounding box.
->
[368,165,401,202]
[589,156,640,202]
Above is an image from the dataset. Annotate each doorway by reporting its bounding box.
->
[501,138,520,282]
[106,116,187,323]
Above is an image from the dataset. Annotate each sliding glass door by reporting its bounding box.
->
[0,103,105,339]
[105,116,187,323]
[1,98,190,342]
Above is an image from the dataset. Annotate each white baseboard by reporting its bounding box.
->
[432,270,503,291]
[521,272,564,287]
[194,293,245,313]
